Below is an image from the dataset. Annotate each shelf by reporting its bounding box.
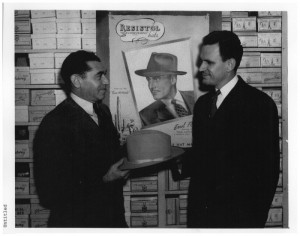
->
[123,192,158,196]
[16,194,39,199]
[165,190,188,195]
[16,158,34,162]
[15,49,78,53]
[243,47,282,52]
[249,83,282,87]
[16,122,40,126]
[15,84,63,89]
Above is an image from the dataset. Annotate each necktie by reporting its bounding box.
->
[210,90,221,118]
[93,102,108,127]
[172,100,189,117]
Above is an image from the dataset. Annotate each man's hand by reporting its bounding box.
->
[103,158,130,183]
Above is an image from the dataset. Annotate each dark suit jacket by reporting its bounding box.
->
[184,77,280,228]
[139,90,195,126]
[33,97,127,227]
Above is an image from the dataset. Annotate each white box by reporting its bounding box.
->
[31,89,56,105]
[15,67,30,84]
[222,22,231,31]
[258,18,282,31]
[54,53,70,68]
[267,208,282,223]
[28,106,55,122]
[82,34,96,51]
[81,19,96,34]
[239,35,258,47]
[15,217,29,228]
[258,33,281,47]
[30,69,55,84]
[81,10,96,18]
[232,17,256,31]
[29,53,55,69]
[15,140,30,158]
[15,34,31,46]
[55,89,67,105]
[16,181,30,195]
[258,11,282,17]
[239,72,262,83]
[240,55,261,68]
[31,10,56,19]
[261,53,281,67]
[56,34,81,49]
[31,17,56,34]
[15,106,29,122]
[15,89,30,106]
[31,34,56,49]
[15,19,31,34]
[54,69,64,84]
[56,18,82,34]
[56,10,80,18]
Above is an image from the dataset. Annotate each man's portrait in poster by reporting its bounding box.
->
[123,38,196,127]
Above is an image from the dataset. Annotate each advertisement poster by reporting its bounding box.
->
[109,14,209,146]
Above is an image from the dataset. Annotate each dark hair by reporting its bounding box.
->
[201,31,243,72]
[60,50,101,92]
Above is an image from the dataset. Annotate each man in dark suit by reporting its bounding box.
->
[174,31,280,228]
[33,50,129,227]
[135,52,195,126]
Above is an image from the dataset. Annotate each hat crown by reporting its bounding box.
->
[126,130,171,163]
[147,53,178,73]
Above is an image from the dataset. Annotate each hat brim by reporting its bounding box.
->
[120,147,185,170]
[135,70,187,77]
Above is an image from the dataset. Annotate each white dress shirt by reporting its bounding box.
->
[216,75,238,108]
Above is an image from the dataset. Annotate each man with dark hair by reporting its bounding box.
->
[34,50,129,227]
[174,31,280,227]
[135,52,195,126]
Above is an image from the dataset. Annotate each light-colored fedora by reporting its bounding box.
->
[120,129,184,170]
[135,52,187,77]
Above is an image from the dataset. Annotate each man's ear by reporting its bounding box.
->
[70,74,82,88]
[171,75,177,85]
[226,58,236,72]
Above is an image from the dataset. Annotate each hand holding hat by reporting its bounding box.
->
[120,130,185,170]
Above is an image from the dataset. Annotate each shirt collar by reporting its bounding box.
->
[218,75,238,98]
[70,92,94,116]
[162,90,185,106]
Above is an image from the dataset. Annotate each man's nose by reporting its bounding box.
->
[198,61,207,72]
[101,75,109,85]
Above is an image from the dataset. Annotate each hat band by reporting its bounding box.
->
[128,156,169,164]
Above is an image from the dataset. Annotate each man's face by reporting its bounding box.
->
[146,75,176,100]
[198,43,228,89]
[79,61,109,102]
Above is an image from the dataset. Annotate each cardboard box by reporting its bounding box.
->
[54,69,64,84]
[179,209,187,225]
[131,213,158,227]
[267,208,282,223]
[258,33,281,47]
[15,18,31,33]
[15,216,29,228]
[28,106,54,122]
[82,34,96,51]
[263,88,282,102]
[261,72,281,83]
[179,178,190,190]
[15,140,30,158]
[28,125,39,142]
[239,35,258,47]
[131,197,158,213]
[123,179,131,192]
[56,10,80,18]
[31,34,56,49]
[15,203,30,215]
[29,53,55,69]
[15,125,29,140]
[16,106,29,122]
[15,89,30,106]
[54,53,70,68]
[31,89,56,105]
[15,67,30,84]
[81,10,96,18]
[166,198,177,225]
[240,54,261,68]
[15,10,30,18]
[179,195,188,209]
[31,17,57,34]
[271,193,283,207]
[16,181,30,195]
[81,19,96,34]
[30,69,55,84]
[258,11,282,17]
[31,10,56,19]
[168,169,179,190]
[31,203,51,216]
[232,17,256,31]
[56,34,81,49]
[131,177,158,192]
[222,22,231,31]
[239,72,263,83]
[31,219,48,228]
[258,18,282,31]
[261,53,281,67]
[55,89,67,105]
[56,18,82,34]
[15,34,31,46]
